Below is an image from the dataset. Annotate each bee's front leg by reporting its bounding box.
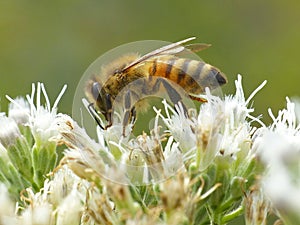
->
[122,89,136,136]
[88,103,105,130]
[104,93,113,129]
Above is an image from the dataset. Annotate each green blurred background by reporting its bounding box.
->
[0,0,299,223]
[1,0,300,121]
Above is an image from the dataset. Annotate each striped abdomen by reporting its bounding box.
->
[147,56,227,94]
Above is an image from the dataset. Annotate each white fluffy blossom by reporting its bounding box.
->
[8,97,30,125]
[255,98,300,223]
[6,83,67,145]
[157,75,266,170]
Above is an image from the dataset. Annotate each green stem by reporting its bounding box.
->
[221,205,244,224]
[195,146,201,170]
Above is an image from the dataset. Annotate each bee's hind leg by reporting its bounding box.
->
[154,78,188,116]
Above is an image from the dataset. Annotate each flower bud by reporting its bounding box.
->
[0,115,21,148]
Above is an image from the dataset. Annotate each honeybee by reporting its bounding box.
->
[85,37,227,134]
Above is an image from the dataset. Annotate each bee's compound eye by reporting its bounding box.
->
[92,82,101,100]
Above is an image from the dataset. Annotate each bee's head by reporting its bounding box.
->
[200,66,227,91]
[90,81,112,122]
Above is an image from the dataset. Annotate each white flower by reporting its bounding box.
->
[154,101,196,154]
[21,203,53,225]
[56,186,85,225]
[8,97,30,125]
[12,166,88,225]
[16,181,54,225]
[255,98,300,221]
[84,187,116,224]
[245,186,269,225]
[53,113,118,182]
[48,165,89,206]
[198,75,266,158]
[126,129,183,184]
[6,83,67,145]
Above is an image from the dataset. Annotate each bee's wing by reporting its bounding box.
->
[183,43,211,53]
[122,37,209,72]
[174,43,211,60]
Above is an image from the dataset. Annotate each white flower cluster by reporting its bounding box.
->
[0,75,299,225]
[0,166,88,225]
[156,75,266,171]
